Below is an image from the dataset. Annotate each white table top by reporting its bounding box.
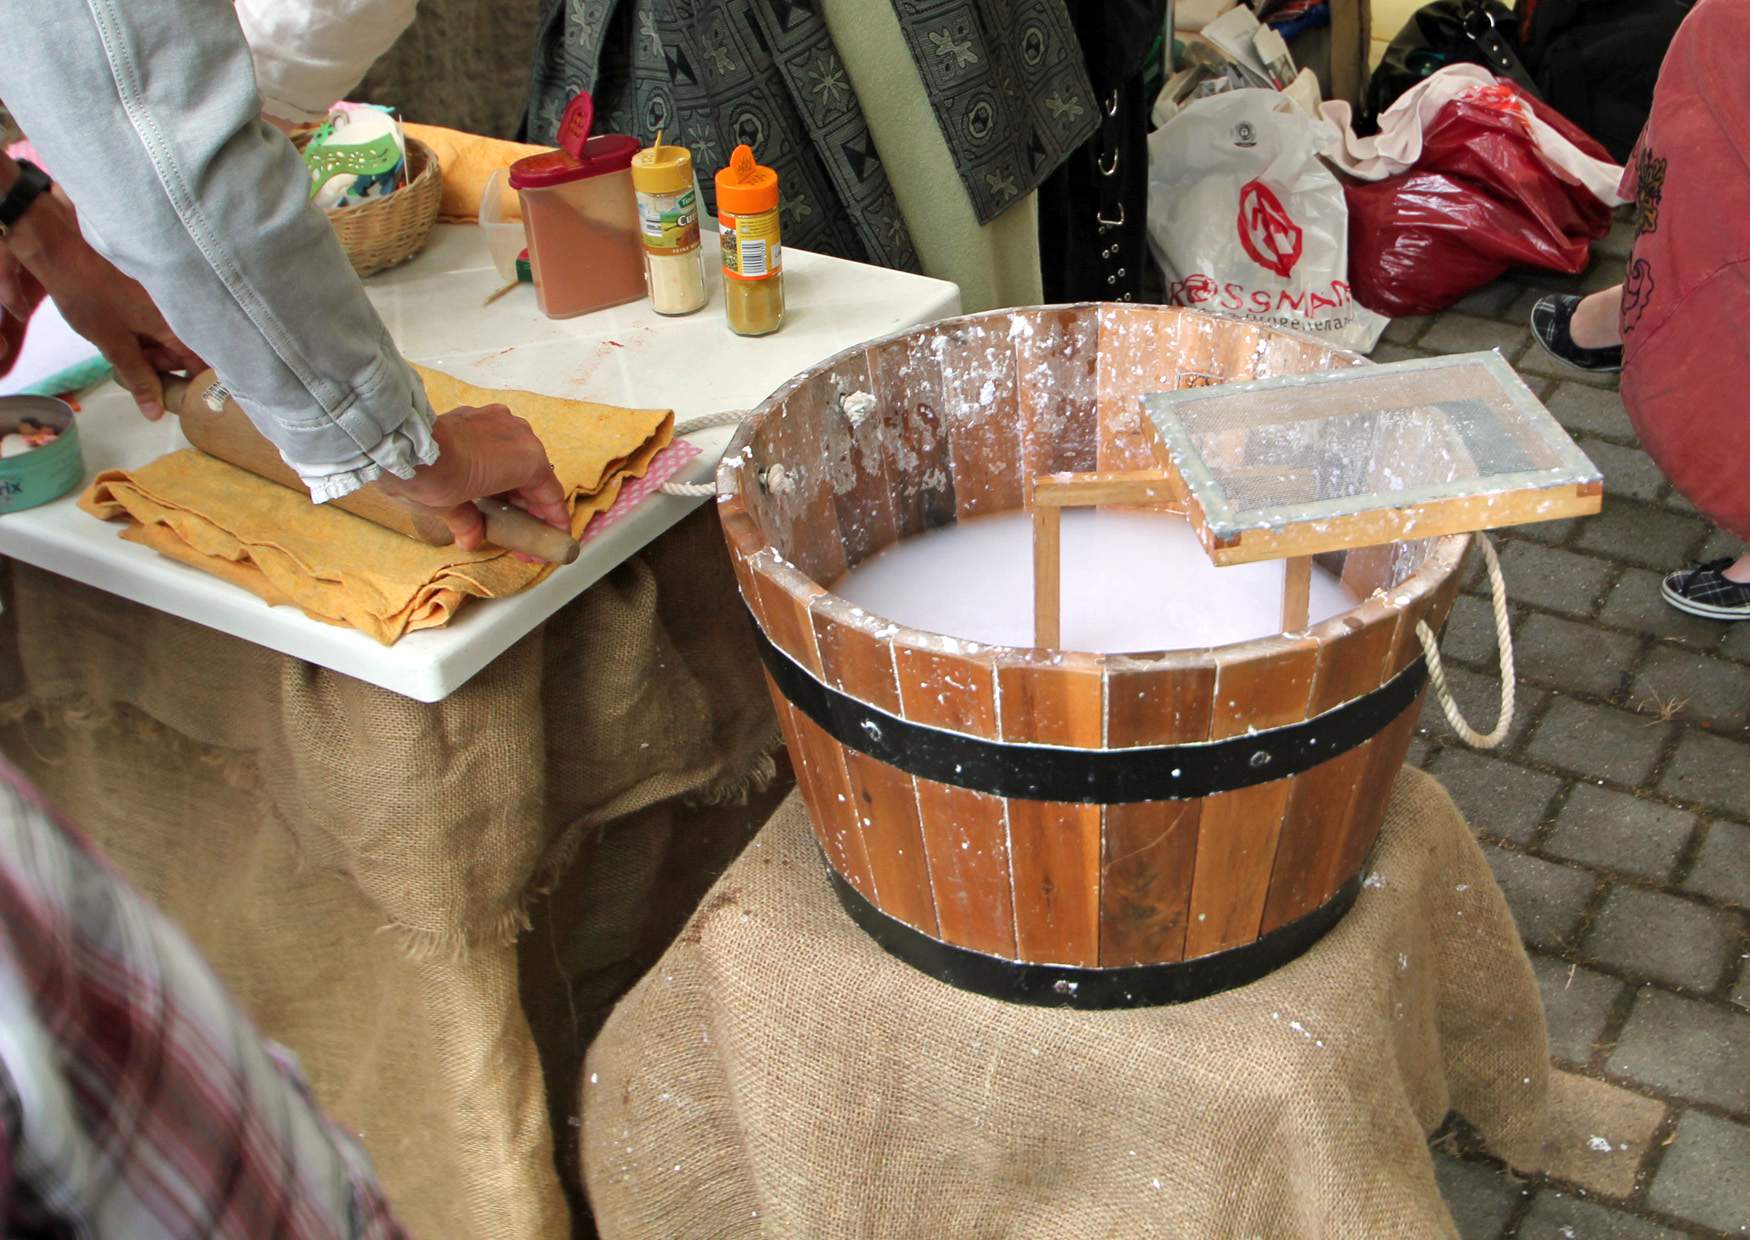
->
[0,225,960,702]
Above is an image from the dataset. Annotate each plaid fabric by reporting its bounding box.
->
[1664,558,1750,617]
[0,762,406,1239]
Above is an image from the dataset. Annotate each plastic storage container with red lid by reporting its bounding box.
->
[509,93,645,319]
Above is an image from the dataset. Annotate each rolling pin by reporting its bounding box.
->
[151,371,580,564]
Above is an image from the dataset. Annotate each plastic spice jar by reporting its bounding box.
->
[630,135,707,315]
[714,145,783,337]
[508,93,644,319]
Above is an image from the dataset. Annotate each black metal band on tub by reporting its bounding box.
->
[750,619,1427,804]
[828,865,1362,1009]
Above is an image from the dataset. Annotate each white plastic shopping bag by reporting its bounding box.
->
[1147,89,1387,352]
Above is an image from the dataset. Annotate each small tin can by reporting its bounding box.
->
[0,396,82,514]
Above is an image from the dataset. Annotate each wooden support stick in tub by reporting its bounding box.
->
[1282,556,1312,633]
[1031,469,1183,648]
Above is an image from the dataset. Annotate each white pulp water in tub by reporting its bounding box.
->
[833,509,1358,652]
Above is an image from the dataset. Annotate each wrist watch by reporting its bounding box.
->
[0,160,52,238]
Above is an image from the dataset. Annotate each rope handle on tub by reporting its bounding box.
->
[658,407,756,498]
[1415,533,1516,750]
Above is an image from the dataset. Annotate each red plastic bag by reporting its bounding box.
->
[1344,82,1614,318]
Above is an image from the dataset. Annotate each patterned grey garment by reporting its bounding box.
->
[885,0,1097,224]
[528,0,1095,267]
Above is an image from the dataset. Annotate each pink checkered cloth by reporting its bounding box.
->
[578,438,702,546]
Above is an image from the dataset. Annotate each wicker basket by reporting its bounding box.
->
[297,134,442,278]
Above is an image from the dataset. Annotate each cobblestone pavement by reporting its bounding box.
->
[1389,219,1750,1237]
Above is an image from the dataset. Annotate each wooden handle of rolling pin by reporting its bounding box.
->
[156,373,581,565]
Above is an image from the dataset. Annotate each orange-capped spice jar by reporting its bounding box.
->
[715,144,783,336]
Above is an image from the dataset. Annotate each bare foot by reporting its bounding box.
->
[1723,553,1750,584]
[1568,284,1624,350]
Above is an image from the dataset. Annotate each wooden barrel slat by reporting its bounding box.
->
[749,563,826,675]
[1100,655,1217,967]
[1016,308,1100,483]
[1008,800,1103,966]
[869,334,956,540]
[811,597,940,935]
[1183,634,1321,958]
[894,641,1018,957]
[938,321,1023,518]
[1333,540,1471,882]
[998,651,1104,965]
[719,304,1476,995]
[751,395,850,586]
[1095,305,1182,476]
[766,685,879,902]
[1260,600,1406,932]
[814,353,900,570]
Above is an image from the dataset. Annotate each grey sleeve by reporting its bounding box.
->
[0,0,437,501]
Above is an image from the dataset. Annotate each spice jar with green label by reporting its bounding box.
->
[631,133,707,315]
[715,144,783,337]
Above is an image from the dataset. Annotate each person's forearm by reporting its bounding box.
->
[0,0,434,500]
[237,0,420,123]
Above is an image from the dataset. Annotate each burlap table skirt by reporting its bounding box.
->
[582,767,1551,1238]
[0,505,781,1240]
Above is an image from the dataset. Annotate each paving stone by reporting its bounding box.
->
[1583,440,1668,505]
[1532,953,1624,1066]
[1449,281,1522,321]
[1483,846,1598,949]
[1420,313,1532,360]
[1542,1069,1665,1199]
[1597,218,1638,261]
[1435,751,1562,844]
[1383,314,1434,346]
[1408,736,1435,769]
[1734,966,1749,1011]
[1440,592,1512,666]
[1582,886,1737,991]
[1573,504,1712,572]
[1527,697,1672,788]
[1608,986,1750,1109]
[1519,1193,1685,1240]
[1513,613,1639,700]
[1496,542,1616,618]
[1503,286,1545,326]
[1512,516,1582,546]
[1546,381,1636,441]
[1660,730,1750,822]
[1724,621,1750,665]
[1544,785,1693,880]
[1646,1112,1750,1234]
[1696,527,1745,565]
[1598,568,1731,650]
[1421,667,1546,753]
[1683,820,1750,908]
[1434,1156,1521,1239]
[1580,259,1628,293]
[1367,342,1430,366]
[1636,644,1750,733]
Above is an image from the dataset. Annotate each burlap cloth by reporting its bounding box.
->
[0,503,781,1240]
[582,767,1551,1238]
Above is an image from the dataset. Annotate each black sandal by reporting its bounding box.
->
[1530,294,1623,374]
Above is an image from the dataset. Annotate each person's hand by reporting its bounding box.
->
[0,243,43,373]
[374,404,570,556]
[6,187,204,419]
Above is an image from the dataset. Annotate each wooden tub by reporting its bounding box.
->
[716,304,1467,1007]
